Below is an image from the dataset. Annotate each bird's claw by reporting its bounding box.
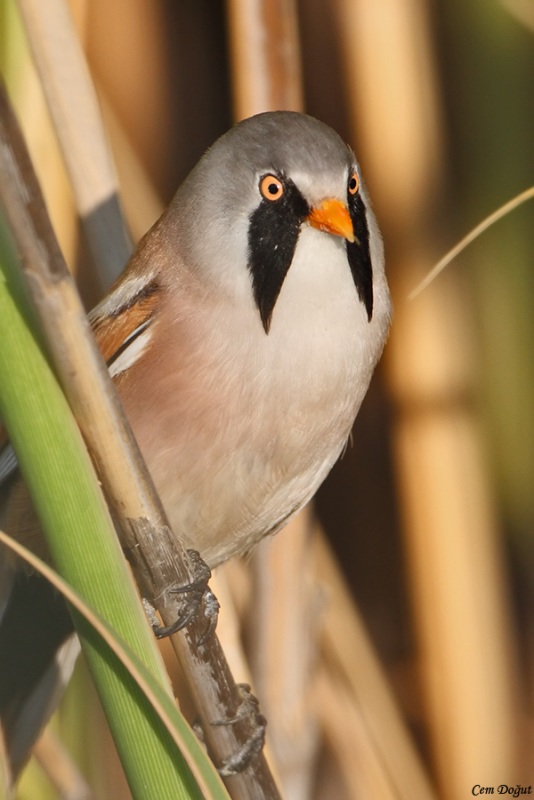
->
[213,684,267,776]
[151,549,215,639]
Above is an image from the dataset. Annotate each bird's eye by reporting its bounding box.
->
[348,171,359,195]
[260,174,284,201]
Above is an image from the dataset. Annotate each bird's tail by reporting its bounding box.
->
[0,556,77,781]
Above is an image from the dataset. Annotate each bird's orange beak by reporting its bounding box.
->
[307,198,357,243]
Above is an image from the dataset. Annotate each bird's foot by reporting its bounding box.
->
[150,549,215,639]
[213,684,267,776]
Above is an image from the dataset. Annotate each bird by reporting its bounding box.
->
[0,110,391,775]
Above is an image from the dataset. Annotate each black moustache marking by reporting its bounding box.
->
[248,177,310,333]
[347,191,373,321]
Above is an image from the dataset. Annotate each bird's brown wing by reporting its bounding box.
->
[90,278,161,365]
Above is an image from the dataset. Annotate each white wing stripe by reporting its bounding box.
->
[108,328,152,378]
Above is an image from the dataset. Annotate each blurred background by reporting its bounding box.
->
[1,0,533,798]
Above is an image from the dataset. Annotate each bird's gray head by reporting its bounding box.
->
[169,111,381,332]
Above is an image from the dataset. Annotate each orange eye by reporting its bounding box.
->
[260,174,284,201]
[348,171,359,195]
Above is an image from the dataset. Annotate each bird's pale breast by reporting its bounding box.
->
[116,227,390,567]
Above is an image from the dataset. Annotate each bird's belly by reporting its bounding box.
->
[131,356,365,566]
[147,382,353,569]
